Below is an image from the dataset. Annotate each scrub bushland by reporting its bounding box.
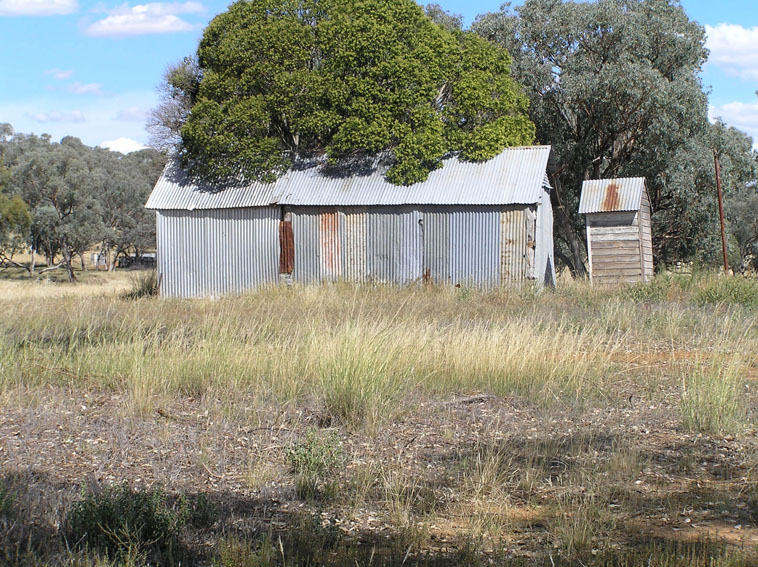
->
[0,271,756,566]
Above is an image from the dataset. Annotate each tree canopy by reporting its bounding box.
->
[164,0,534,185]
[473,0,755,272]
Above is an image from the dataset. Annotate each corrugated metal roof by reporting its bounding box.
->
[145,146,552,210]
[579,178,646,214]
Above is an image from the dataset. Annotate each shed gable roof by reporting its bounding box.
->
[579,178,646,214]
[145,146,552,210]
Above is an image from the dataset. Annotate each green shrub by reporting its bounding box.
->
[123,270,160,300]
[184,492,217,529]
[695,275,758,307]
[285,429,342,501]
[0,477,14,519]
[66,484,185,561]
[625,274,676,302]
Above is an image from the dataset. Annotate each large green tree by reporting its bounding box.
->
[172,0,534,185]
[473,0,714,273]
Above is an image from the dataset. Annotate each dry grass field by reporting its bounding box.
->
[0,269,757,566]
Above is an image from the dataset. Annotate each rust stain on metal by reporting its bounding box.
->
[602,183,620,211]
[422,267,431,284]
[320,211,340,273]
[279,220,294,274]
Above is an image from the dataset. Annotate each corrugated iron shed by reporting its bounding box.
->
[578,178,646,214]
[145,146,552,210]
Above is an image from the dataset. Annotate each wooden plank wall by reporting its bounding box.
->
[586,211,644,284]
[639,190,654,279]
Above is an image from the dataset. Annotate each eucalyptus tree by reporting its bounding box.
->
[13,136,105,281]
[163,0,534,185]
[0,194,31,267]
[473,0,712,273]
[95,148,166,269]
[652,120,755,266]
[147,56,201,153]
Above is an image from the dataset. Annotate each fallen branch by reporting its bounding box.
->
[39,263,63,274]
[443,394,497,405]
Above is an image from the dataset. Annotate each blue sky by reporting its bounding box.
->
[0,0,756,154]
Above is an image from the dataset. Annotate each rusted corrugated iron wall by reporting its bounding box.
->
[156,203,550,297]
[156,208,279,297]
[291,207,423,284]
[288,205,540,288]
[342,208,367,282]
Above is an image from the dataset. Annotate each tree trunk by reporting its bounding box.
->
[549,176,588,278]
[61,240,77,283]
[108,247,116,272]
[554,205,587,278]
[28,247,35,275]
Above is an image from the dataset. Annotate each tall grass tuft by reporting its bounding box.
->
[316,322,419,431]
[122,270,160,300]
[680,360,746,435]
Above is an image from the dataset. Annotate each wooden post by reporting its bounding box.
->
[713,150,729,274]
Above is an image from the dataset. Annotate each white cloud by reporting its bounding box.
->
[115,106,147,121]
[709,102,758,149]
[100,137,147,153]
[1,90,156,148]
[45,68,73,80]
[85,2,205,37]
[0,0,77,16]
[26,110,86,123]
[705,24,758,80]
[68,82,103,95]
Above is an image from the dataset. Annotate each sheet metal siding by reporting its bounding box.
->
[579,178,646,214]
[156,208,279,297]
[423,208,450,283]
[448,207,501,287]
[535,189,556,286]
[639,190,654,278]
[292,209,321,283]
[366,207,423,284]
[146,147,552,210]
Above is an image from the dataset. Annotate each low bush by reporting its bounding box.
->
[66,484,186,562]
[285,429,342,501]
[0,477,14,519]
[695,275,758,307]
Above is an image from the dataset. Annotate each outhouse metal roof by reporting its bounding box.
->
[579,177,646,214]
[145,146,552,211]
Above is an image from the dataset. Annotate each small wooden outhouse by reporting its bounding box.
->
[579,177,653,284]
